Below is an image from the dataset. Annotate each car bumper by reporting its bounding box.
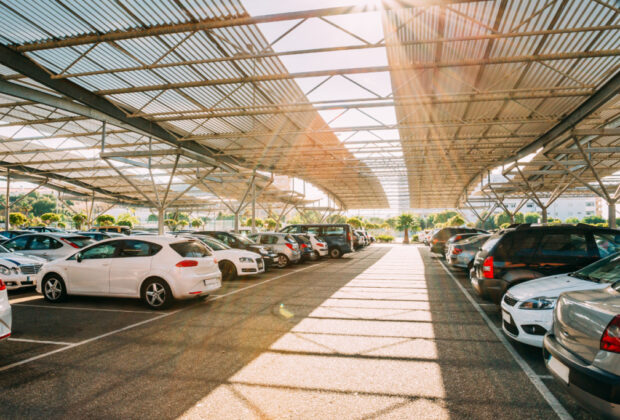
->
[4,273,41,290]
[430,244,445,254]
[470,274,505,303]
[237,262,265,276]
[173,271,222,299]
[543,334,620,418]
[0,303,11,340]
[500,300,552,348]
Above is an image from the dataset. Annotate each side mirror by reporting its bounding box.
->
[76,253,83,263]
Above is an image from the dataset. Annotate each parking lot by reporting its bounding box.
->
[0,244,597,419]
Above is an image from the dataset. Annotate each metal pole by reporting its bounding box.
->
[609,201,617,229]
[234,211,239,233]
[541,207,548,224]
[5,169,9,230]
[158,207,165,235]
[251,182,256,233]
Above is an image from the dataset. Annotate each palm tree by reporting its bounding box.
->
[397,213,415,244]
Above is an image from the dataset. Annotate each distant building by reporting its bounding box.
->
[502,196,601,221]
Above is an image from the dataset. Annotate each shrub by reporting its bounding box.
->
[117,220,133,228]
[376,234,394,243]
[411,234,419,242]
[9,212,27,227]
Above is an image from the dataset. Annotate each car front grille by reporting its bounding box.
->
[503,294,518,307]
[20,264,43,275]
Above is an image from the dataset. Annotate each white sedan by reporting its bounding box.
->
[37,236,221,309]
[501,252,620,347]
[0,278,11,341]
[0,245,46,290]
[190,234,264,281]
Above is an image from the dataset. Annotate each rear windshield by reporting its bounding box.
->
[67,236,95,248]
[170,241,212,257]
[481,234,502,252]
[203,237,229,251]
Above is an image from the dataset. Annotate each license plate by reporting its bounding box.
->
[547,356,569,384]
[502,310,511,324]
[204,279,216,286]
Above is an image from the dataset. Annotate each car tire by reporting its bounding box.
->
[329,247,342,259]
[312,250,320,260]
[141,278,172,310]
[42,274,67,303]
[219,260,237,281]
[277,254,289,268]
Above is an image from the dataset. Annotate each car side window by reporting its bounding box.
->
[307,226,321,235]
[30,236,53,250]
[324,226,345,236]
[280,226,292,233]
[7,235,30,251]
[260,235,275,245]
[81,242,119,260]
[593,233,620,257]
[217,234,233,246]
[539,233,588,258]
[118,240,154,257]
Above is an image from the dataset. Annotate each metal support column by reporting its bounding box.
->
[234,211,239,233]
[158,207,165,234]
[541,207,548,223]
[5,169,9,230]
[609,201,617,228]
[251,182,256,233]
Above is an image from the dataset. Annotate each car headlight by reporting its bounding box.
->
[519,297,557,310]
[259,249,268,255]
[0,266,10,275]
[11,267,19,275]
[239,257,253,263]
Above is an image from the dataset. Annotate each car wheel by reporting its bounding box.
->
[329,248,342,259]
[42,274,67,303]
[219,261,237,281]
[312,250,320,260]
[142,278,172,310]
[277,254,289,268]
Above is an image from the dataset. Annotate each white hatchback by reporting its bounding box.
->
[37,236,221,309]
[0,278,11,341]
[190,234,264,281]
[305,233,329,258]
[501,252,620,347]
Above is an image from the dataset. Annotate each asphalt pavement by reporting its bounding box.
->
[0,245,597,419]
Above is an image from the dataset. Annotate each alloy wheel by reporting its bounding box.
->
[44,278,62,301]
[146,282,166,307]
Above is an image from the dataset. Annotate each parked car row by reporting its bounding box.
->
[0,223,367,342]
[429,223,620,418]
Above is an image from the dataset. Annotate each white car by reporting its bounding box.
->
[190,234,264,281]
[0,278,11,341]
[305,233,328,258]
[0,244,46,290]
[3,233,95,261]
[37,236,221,309]
[501,252,620,347]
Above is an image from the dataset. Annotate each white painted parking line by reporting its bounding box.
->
[438,261,573,420]
[0,261,326,373]
[8,337,74,346]
[9,295,43,304]
[15,304,160,315]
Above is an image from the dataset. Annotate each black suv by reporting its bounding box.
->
[430,227,487,255]
[196,230,278,269]
[470,224,620,304]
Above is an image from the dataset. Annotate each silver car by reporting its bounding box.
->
[2,233,95,261]
[248,232,301,268]
[543,283,620,418]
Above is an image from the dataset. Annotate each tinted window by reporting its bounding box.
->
[118,240,161,257]
[593,233,620,258]
[306,226,322,235]
[202,237,229,251]
[170,241,212,257]
[324,226,345,236]
[6,235,30,251]
[81,242,119,260]
[493,232,538,262]
[66,236,95,248]
[216,233,235,246]
[260,235,278,245]
[539,233,588,258]
[30,236,55,250]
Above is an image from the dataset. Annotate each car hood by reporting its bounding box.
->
[0,252,46,265]
[507,274,602,301]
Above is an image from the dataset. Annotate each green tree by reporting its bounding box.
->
[500,222,511,229]
[565,217,579,224]
[191,218,204,229]
[147,214,158,222]
[494,211,524,226]
[57,222,66,229]
[117,212,139,228]
[346,217,363,229]
[385,217,398,230]
[582,215,605,225]
[326,214,346,224]
[244,217,263,228]
[525,212,541,224]
[72,213,87,230]
[434,210,458,225]
[397,213,417,244]
[264,218,277,230]
[41,212,60,225]
[177,219,188,229]
[32,197,56,217]
[164,219,177,230]
[447,215,466,226]
[96,214,115,226]
[9,212,27,227]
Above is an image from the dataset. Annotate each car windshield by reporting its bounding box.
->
[202,237,230,251]
[0,245,9,253]
[572,252,620,283]
[481,234,502,252]
[230,233,254,245]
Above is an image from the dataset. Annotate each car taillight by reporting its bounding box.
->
[453,248,463,255]
[317,243,325,247]
[301,244,307,248]
[213,258,217,264]
[285,243,293,250]
[176,260,198,267]
[0,279,5,291]
[347,232,352,242]
[601,315,620,353]
[60,238,79,248]
[455,235,462,241]
[482,256,494,279]
[432,238,438,244]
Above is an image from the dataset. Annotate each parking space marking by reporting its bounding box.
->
[9,295,43,304]
[8,337,75,346]
[438,261,573,420]
[0,261,327,373]
[15,304,161,315]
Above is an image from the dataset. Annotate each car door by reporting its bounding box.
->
[109,240,156,296]
[535,231,591,276]
[65,241,119,294]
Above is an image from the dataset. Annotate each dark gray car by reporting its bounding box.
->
[543,284,620,418]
